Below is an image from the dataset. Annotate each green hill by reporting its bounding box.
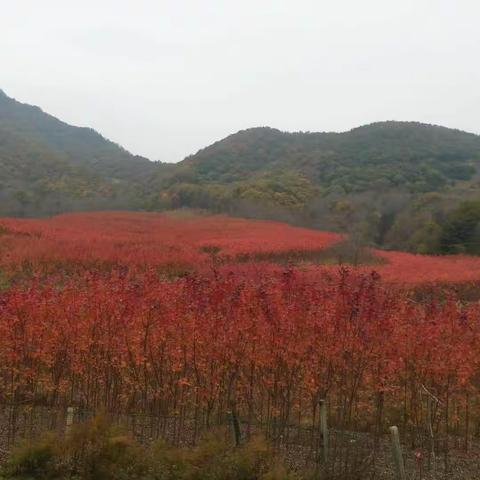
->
[0,89,165,216]
[2,88,480,254]
[158,123,480,195]
[151,123,480,253]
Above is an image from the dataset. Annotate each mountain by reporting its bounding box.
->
[158,122,480,195]
[0,89,166,216]
[151,123,480,253]
[2,88,480,254]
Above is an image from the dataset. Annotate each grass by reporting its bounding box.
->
[1,416,295,480]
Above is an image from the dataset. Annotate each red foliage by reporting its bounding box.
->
[372,249,480,285]
[0,267,478,434]
[1,211,480,438]
[0,211,342,275]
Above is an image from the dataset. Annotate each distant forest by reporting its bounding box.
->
[2,88,480,255]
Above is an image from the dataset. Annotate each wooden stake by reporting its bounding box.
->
[389,426,406,480]
[65,406,75,437]
[229,407,241,447]
[320,399,329,464]
[426,397,436,473]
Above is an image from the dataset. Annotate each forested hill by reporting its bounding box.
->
[0,89,166,216]
[152,123,480,254]
[161,123,480,194]
[3,88,480,254]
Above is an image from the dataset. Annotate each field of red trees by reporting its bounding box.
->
[2,211,480,285]
[1,211,480,474]
[0,211,341,275]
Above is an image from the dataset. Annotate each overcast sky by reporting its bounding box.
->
[1,0,479,162]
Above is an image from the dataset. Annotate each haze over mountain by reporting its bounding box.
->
[2,89,480,254]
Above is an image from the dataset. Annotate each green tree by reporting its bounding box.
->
[440,200,480,254]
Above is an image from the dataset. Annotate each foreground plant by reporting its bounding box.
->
[1,416,293,480]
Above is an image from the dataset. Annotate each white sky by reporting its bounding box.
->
[1,0,479,162]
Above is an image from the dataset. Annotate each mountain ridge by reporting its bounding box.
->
[2,89,480,254]
[163,119,480,193]
[150,118,480,254]
[0,89,166,216]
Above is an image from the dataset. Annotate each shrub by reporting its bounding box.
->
[148,431,291,480]
[1,419,294,480]
[3,433,60,479]
[66,416,148,480]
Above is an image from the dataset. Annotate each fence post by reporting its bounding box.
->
[426,397,436,473]
[229,406,241,447]
[389,426,406,480]
[65,406,75,437]
[320,399,329,464]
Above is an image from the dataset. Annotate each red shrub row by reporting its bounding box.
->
[0,267,478,439]
[0,212,341,275]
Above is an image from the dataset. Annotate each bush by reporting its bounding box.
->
[148,431,291,480]
[2,433,59,479]
[66,416,148,480]
[1,418,294,480]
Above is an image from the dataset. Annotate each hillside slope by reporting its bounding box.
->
[0,89,166,216]
[150,123,480,253]
[159,122,480,194]
[3,88,480,254]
